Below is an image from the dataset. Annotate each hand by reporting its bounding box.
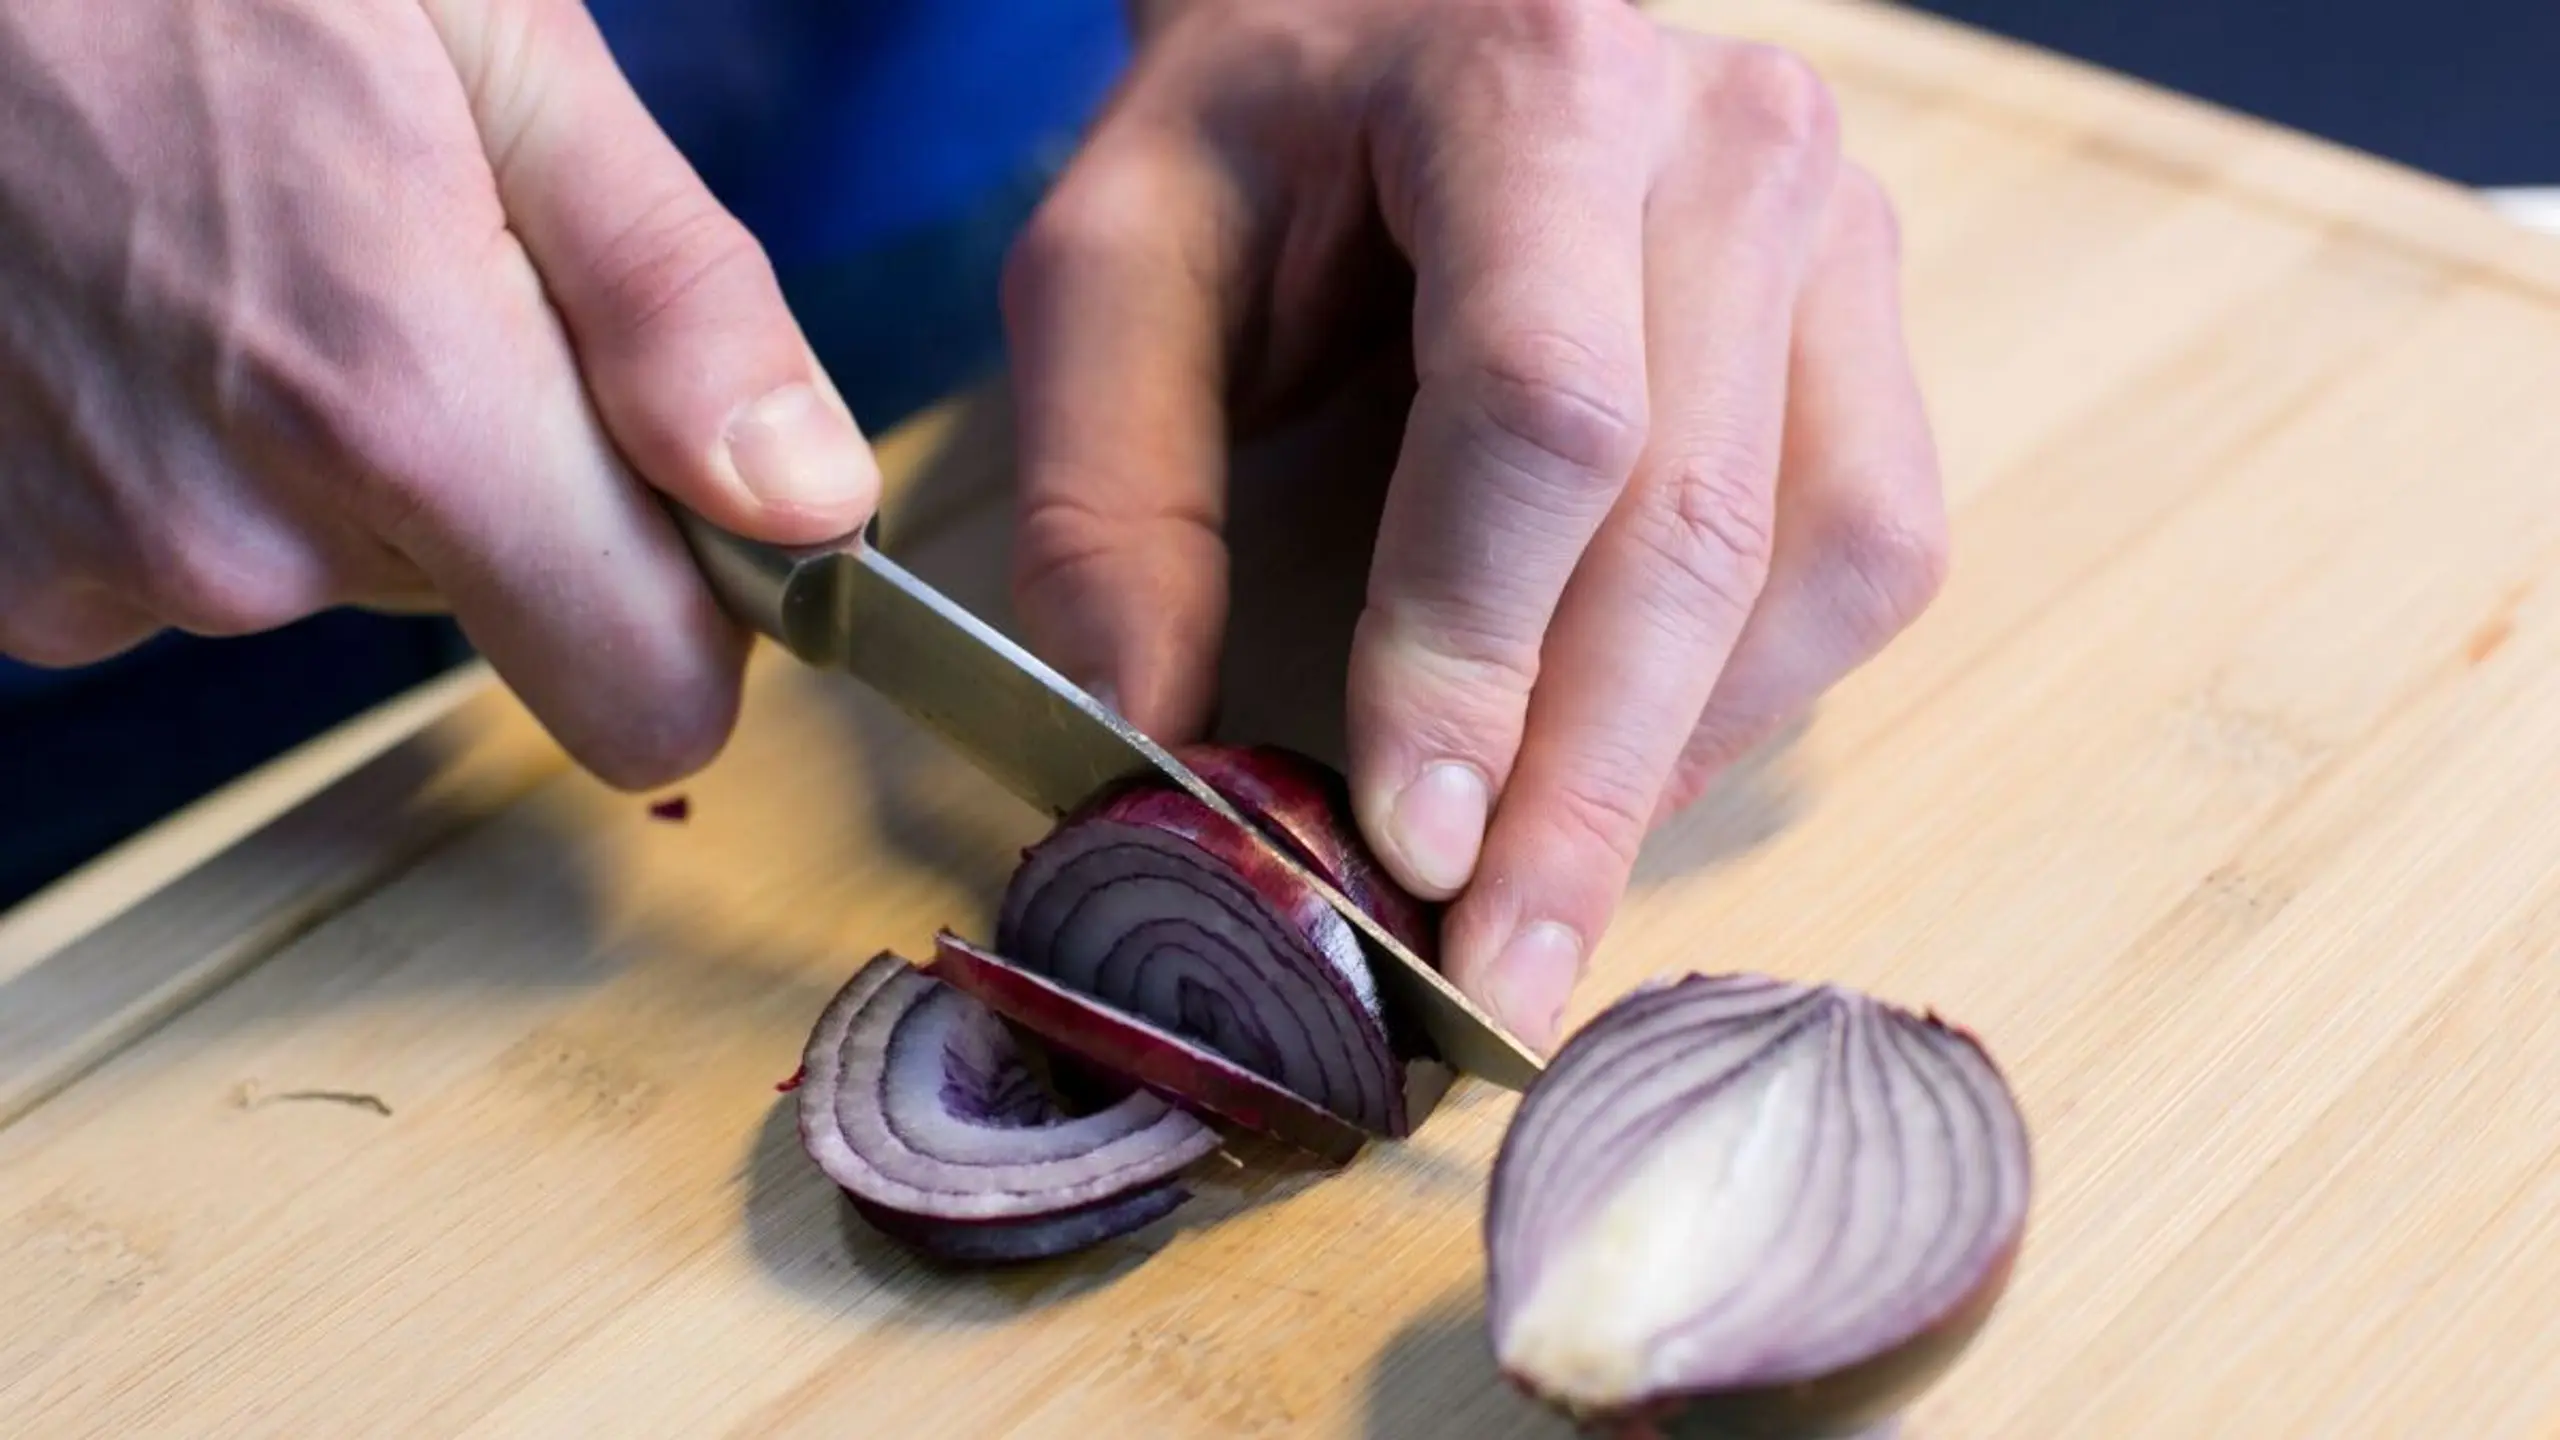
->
[1001,0,1946,1050]
[0,0,879,786]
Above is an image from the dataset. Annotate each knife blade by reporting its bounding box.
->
[674,507,1547,1093]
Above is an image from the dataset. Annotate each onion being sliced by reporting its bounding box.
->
[1172,742,1439,963]
[1484,973,2032,1438]
[927,930,1373,1164]
[996,770,1411,1138]
[795,953,1220,1259]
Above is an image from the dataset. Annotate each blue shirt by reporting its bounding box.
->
[589,0,1131,268]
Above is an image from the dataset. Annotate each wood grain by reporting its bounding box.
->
[8,1,2560,1435]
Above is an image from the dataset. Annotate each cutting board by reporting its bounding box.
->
[9,1,2560,1434]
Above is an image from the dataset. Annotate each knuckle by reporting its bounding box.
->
[1352,602,1541,767]
[1538,759,1658,878]
[1466,331,1650,495]
[1665,709,1781,815]
[135,531,326,637]
[1830,161,1903,260]
[1385,597,1546,697]
[1001,178,1124,327]
[1819,484,1950,642]
[1008,480,1224,614]
[0,581,151,667]
[1496,0,1652,72]
[587,196,777,340]
[1000,153,1185,335]
[1707,43,1839,163]
[1636,447,1779,621]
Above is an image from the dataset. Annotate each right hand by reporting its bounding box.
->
[0,0,879,787]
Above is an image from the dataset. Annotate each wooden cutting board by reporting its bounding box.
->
[8,1,2560,1434]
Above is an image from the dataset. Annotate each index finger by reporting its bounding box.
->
[1346,2,1663,903]
[1000,132,1243,741]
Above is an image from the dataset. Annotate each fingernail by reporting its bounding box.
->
[1488,921,1584,1054]
[720,382,876,515]
[1079,677,1122,716]
[1388,762,1490,895]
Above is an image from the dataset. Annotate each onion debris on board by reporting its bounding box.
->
[1483,973,2034,1438]
[789,743,2033,1431]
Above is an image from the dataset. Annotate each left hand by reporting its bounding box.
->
[1001,0,1947,1051]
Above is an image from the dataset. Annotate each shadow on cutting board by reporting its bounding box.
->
[1364,1291,1575,1440]
[738,1092,1368,1322]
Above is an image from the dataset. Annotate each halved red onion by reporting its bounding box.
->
[927,930,1373,1164]
[1171,742,1439,963]
[1484,973,2032,1438]
[996,767,1411,1138]
[796,953,1220,1258]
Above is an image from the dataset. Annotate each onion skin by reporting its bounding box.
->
[1483,973,2033,1439]
[928,930,1373,1164]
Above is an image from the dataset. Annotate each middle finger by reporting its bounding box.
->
[1441,41,1843,1051]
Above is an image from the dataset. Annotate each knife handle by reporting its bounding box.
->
[669,504,882,667]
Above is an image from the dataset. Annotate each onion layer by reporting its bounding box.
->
[795,953,1220,1257]
[929,931,1374,1163]
[1484,973,2033,1438]
[995,761,1411,1138]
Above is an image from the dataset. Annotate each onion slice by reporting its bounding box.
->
[796,953,1220,1257]
[996,776,1411,1137]
[850,1184,1192,1265]
[927,930,1374,1164]
[1483,973,2033,1437]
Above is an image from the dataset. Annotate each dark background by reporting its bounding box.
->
[4,2,2550,908]
[1907,1,2556,185]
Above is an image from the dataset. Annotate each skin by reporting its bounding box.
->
[0,0,1943,1053]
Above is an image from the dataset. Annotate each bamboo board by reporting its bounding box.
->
[7,2,2560,1434]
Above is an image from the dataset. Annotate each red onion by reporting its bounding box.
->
[795,952,1221,1261]
[994,758,1416,1138]
[1172,742,1438,962]
[794,744,1437,1257]
[927,930,1372,1164]
[1483,973,2033,1437]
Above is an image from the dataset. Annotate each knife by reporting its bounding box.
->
[674,507,1546,1093]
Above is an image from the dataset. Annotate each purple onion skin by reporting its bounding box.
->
[850,1183,1192,1265]
[1170,743,1441,964]
[1484,973,2032,1440]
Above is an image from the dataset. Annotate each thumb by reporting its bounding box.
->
[423,0,878,544]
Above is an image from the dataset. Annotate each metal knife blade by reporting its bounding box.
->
[675,508,1546,1093]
